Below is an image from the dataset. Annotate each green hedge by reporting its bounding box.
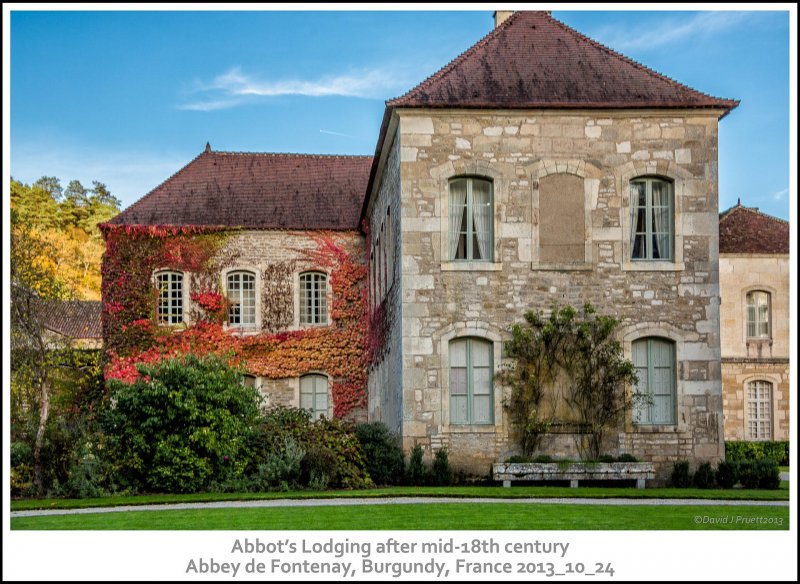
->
[725,441,789,466]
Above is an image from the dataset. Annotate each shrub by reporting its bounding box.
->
[532,454,554,463]
[355,422,405,486]
[431,448,453,486]
[755,459,781,490]
[692,462,716,489]
[615,453,639,463]
[737,460,759,489]
[505,455,533,463]
[725,441,789,466]
[101,354,263,493]
[258,437,306,489]
[301,446,338,491]
[716,460,738,489]
[670,461,692,488]
[406,444,428,486]
[598,454,616,463]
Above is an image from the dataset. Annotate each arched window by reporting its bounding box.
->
[449,337,493,424]
[449,177,493,261]
[746,291,771,339]
[300,374,329,420]
[155,271,184,325]
[632,337,676,424]
[300,272,327,325]
[630,177,674,260]
[746,380,772,440]
[227,271,256,327]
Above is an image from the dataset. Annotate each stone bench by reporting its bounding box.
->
[493,461,656,489]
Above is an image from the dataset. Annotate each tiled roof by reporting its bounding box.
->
[390,11,739,113]
[719,202,790,254]
[109,148,372,230]
[36,300,103,340]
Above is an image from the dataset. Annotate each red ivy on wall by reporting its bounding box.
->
[100,225,369,418]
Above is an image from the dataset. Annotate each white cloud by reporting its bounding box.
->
[773,188,788,201]
[319,129,353,138]
[591,11,751,52]
[179,66,400,111]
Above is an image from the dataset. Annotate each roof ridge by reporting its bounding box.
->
[210,150,373,159]
[547,12,739,109]
[387,10,522,106]
[720,203,790,226]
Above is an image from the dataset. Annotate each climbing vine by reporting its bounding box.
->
[100,226,369,418]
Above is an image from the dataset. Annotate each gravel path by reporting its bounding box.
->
[10,496,789,518]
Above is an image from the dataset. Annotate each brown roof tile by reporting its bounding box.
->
[719,203,789,254]
[390,11,739,112]
[36,300,103,340]
[109,150,372,230]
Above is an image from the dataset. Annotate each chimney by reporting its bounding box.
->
[493,10,513,28]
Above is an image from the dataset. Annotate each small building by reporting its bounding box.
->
[719,202,790,442]
[36,300,103,350]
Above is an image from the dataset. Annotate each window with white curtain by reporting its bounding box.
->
[630,177,673,261]
[632,337,676,425]
[449,177,493,261]
[227,271,256,327]
[746,380,772,440]
[449,337,493,424]
[155,271,184,325]
[300,374,329,420]
[746,291,771,339]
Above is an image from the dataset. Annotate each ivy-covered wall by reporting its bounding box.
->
[100,226,369,419]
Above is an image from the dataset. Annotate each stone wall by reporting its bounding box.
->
[721,360,790,441]
[393,108,725,477]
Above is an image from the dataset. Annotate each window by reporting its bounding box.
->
[630,177,673,260]
[449,337,493,424]
[243,374,257,389]
[300,374,329,420]
[746,380,772,440]
[227,271,256,327]
[155,271,183,325]
[300,272,327,325]
[746,291,771,338]
[632,337,676,424]
[449,177,493,261]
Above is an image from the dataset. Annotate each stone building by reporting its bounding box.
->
[718,202,790,442]
[105,11,739,479]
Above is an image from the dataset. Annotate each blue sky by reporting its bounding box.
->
[8,7,792,219]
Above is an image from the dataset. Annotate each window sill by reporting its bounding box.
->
[532,262,593,272]
[622,261,685,272]
[441,262,502,272]
[445,424,499,434]
[631,424,679,433]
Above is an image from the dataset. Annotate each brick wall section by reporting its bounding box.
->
[390,109,724,478]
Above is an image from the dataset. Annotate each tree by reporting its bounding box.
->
[499,304,641,460]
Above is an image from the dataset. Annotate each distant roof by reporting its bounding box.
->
[719,202,790,254]
[109,148,372,230]
[390,11,739,112]
[36,300,103,340]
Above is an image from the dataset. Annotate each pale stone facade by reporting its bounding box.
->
[720,254,790,441]
[368,109,727,479]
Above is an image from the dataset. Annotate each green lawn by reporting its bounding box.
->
[11,483,789,512]
[11,502,788,530]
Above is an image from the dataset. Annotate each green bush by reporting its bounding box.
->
[755,459,781,490]
[725,441,789,465]
[692,462,716,489]
[737,460,759,489]
[301,445,338,491]
[101,354,263,493]
[505,455,533,463]
[406,444,429,486]
[532,454,554,463]
[615,453,639,463]
[258,437,306,489]
[431,448,453,486]
[670,461,692,488]
[355,422,405,486]
[598,454,616,463]
[716,460,738,489]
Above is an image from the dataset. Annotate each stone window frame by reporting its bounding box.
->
[431,159,509,272]
[435,322,506,434]
[621,323,688,433]
[294,269,331,328]
[222,267,260,332]
[740,374,779,442]
[152,269,187,326]
[526,158,600,271]
[296,372,332,421]
[447,176,495,263]
[743,287,773,341]
[616,160,690,272]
